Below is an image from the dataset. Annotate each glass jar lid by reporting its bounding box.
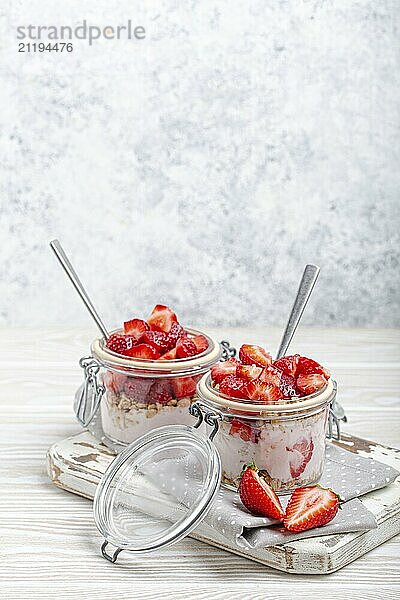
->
[93,424,221,560]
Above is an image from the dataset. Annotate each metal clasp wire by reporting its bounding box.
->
[190,401,222,441]
[76,356,105,427]
[220,340,236,360]
[328,381,347,441]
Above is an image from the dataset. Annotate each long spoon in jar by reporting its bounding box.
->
[49,239,109,340]
[275,264,320,359]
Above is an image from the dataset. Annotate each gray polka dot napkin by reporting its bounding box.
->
[202,443,399,549]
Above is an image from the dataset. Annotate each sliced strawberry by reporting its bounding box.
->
[287,436,314,479]
[279,373,300,399]
[123,318,149,340]
[125,343,160,360]
[258,364,282,386]
[124,377,153,401]
[147,380,173,405]
[273,354,300,377]
[147,304,178,333]
[219,374,248,399]
[229,418,260,443]
[191,334,209,355]
[211,358,239,384]
[297,373,327,395]
[239,464,285,520]
[103,370,127,394]
[106,333,136,356]
[140,330,171,353]
[239,344,272,367]
[246,380,281,403]
[284,486,340,532]
[296,356,330,378]
[166,322,187,347]
[236,364,263,381]
[160,347,177,360]
[171,376,197,398]
[176,337,197,358]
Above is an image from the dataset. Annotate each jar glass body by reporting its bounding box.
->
[196,375,336,492]
[87,329,222,447]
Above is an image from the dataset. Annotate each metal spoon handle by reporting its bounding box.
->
[50,239,109,339]
[275,264,320,359]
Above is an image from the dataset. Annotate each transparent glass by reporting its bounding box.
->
[196,375,335,493]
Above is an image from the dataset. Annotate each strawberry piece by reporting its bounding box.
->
[229,418,260,443]
[258,364,282,386]
[147,304,178,333]
[211,358,238,384]
[147,380,173,405]
[239,464,285,520]
[160,347,177,360]
[279,373,300,399]
[106,334,136,356]
[296,356,330,378]
[284,486,340,532]
[246,380,281,403]
[176,337,197,358]
[171,376,197,398]
[125,343,160,360]
[140,330,171,353]
[166,322,187,346]
[219,374,248,399]
[124,377,153,401]
[103,371,127,394]
[287,436,314,478]
[273,354,300,377]
[191,334,209,355]
[123,318,149,340]
[239,344,272,367]
[297,373,327,395]
[236,364,263,381]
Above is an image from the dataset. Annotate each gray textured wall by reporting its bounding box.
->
[1,1,399,329]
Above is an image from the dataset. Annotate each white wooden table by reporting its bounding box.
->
[1,327,399,599]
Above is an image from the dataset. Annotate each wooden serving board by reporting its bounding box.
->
[47,431,400,575]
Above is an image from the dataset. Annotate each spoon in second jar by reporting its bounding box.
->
[50,239,109,340]
[275,264,320,359]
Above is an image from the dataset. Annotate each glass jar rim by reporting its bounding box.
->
[91,327,222,374]
[196,372,335,417]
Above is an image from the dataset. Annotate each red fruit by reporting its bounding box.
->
[246,380,281,403]
[124,377,153,402]
[125,343,160,360]
[166,322,187,346]
[211,358,238,384]
[176,337,197,358]
[219,375,248,399]
[287,436,314,479]
[140,330,171,353]
[171,376,197,398]
[191,334,209,354]
[236,364,263,381]
[147,304,178,333]
[273,355,300,377]
[258,364,282,386]
[106,333,135,356]
[239,344,272,367]
[279,373,300,399]
[103,371,126,394]
[239,464,285,520]
[284,486,340,532]
[147,380,173,405]
[229,418,260,443]
[160,347,177,360]
[123,318,149,340]
[297,373,327,395]
[297,356,330,379]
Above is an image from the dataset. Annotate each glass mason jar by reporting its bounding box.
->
[75,329,226,449]
[195,372,338,493]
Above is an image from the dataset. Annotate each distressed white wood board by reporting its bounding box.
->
[47,430,400,575]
